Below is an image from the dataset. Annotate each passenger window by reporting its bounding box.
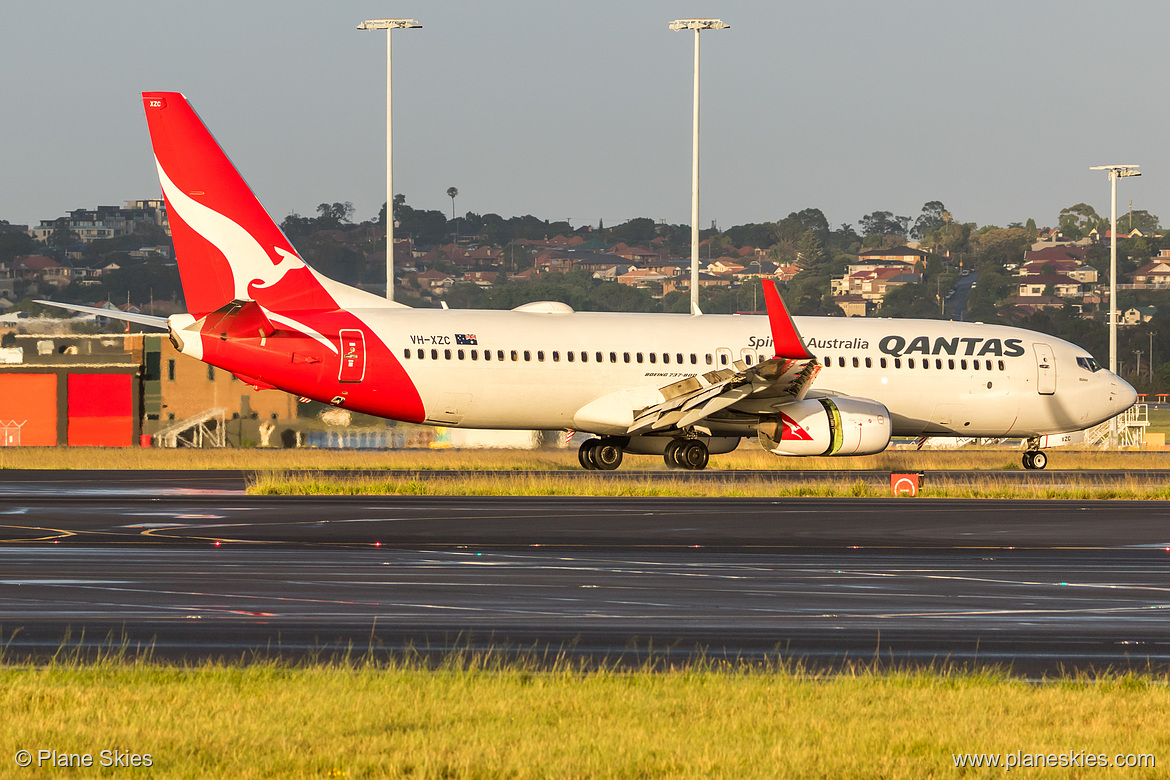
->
[457,349,464,360]
[497,350,505,361]
[663,353,670,364]
[553,351,560,362]
[677,353,684,364]
[998,360,1005,371]
[581,352,588,363]
[568,351,575,362]
[537,350,545,362]
[960,359,967,370]
[720,354,729,366]
[471,350,478,360]
[706,354,713,365]
[417,349,424,359]
[935,359,942,369]
[637,353,644,363]
[610,352,617,363]
[824,356,830,366]
[744,354,752,365]
[510,350,518,361]
[948,359,954,370]
[879,358,886,369]
[403,349,410,359]
[624,352,631,363]
[431,349,439,360]
[597,352,603,363]
[894,358,901,369]
[690,354,697,365]
[649,353,657,364]
[923,360,929,370]
[852,357,859,368]
[986,360,993,371]
[444,349,451,360]
[524,350,531,362]
[865,357,872,368]
[484,350,492,361]
[838,357,845,368]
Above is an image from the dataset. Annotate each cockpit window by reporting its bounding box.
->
[1076,356,1102,372]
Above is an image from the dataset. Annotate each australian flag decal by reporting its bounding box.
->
[455,333,478,345]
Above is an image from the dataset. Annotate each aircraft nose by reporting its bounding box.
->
[1110,374,1138,413]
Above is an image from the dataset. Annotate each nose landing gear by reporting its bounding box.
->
[1022,449,1047,470]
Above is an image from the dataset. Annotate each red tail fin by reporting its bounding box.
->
[142,92,338,317]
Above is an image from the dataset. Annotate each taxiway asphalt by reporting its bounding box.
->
[1,472,1169,673]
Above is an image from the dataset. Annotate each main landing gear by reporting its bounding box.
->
[664,438,709,470]
[576,437,711,470]
[578,438,624,471]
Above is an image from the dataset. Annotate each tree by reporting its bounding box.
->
[0,229,37,263]
[859,210,910,239]
[315,202,354,230]
[48,218,79,253]
[607,217,658,246]
[911,201,949,240]
[1120,208,1160,234]
[1058,203,1101,239]
[796,229,826,270]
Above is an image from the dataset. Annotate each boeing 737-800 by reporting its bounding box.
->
[45,93,1137,470]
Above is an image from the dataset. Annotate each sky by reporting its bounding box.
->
[3,1,1169,236]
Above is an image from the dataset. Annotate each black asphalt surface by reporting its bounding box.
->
[2,471,1170,673]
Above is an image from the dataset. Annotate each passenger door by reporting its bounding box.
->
[1033,343,1056,395]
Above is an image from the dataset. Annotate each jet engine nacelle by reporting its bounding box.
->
[757,397,892,457]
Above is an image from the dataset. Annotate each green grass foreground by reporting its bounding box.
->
[1,659,1166,779]
[246,471,1170,500]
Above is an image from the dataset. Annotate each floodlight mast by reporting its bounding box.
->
[669,19,729,316]
[358,18,422,301]
[1089,164,1140,448]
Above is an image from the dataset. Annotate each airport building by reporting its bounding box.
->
[0,332,311,448]
[0,329,564,450]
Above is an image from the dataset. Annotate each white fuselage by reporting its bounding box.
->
[343,307,1134,438]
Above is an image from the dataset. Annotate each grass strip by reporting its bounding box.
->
[4,445,1170,472]
[247,470,1170,500]
[1,655,1166,779]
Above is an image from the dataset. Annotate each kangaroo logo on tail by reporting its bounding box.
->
[154,158,303,300]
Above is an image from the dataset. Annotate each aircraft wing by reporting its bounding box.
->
[625,280,821,434]
[626,356,821,434]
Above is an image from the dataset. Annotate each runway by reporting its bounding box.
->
[2,471,1170,673]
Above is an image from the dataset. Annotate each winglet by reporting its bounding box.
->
[762,279,813,360]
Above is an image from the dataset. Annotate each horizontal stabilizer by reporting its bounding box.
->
[35,300,169,329]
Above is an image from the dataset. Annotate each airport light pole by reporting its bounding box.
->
[358,18,421,301]
[669,18,729,316]
[1089,164,1140,448]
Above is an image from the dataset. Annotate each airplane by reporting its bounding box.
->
[43,92,1136,471]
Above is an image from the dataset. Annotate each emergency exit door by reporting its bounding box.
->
[339,329,366,383]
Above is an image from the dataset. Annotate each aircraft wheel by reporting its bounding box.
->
[594,440,624,471]
[1031,450,1047,470]
[578,439,600,470]
[664,439,684,469]
[678,440,710,470]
